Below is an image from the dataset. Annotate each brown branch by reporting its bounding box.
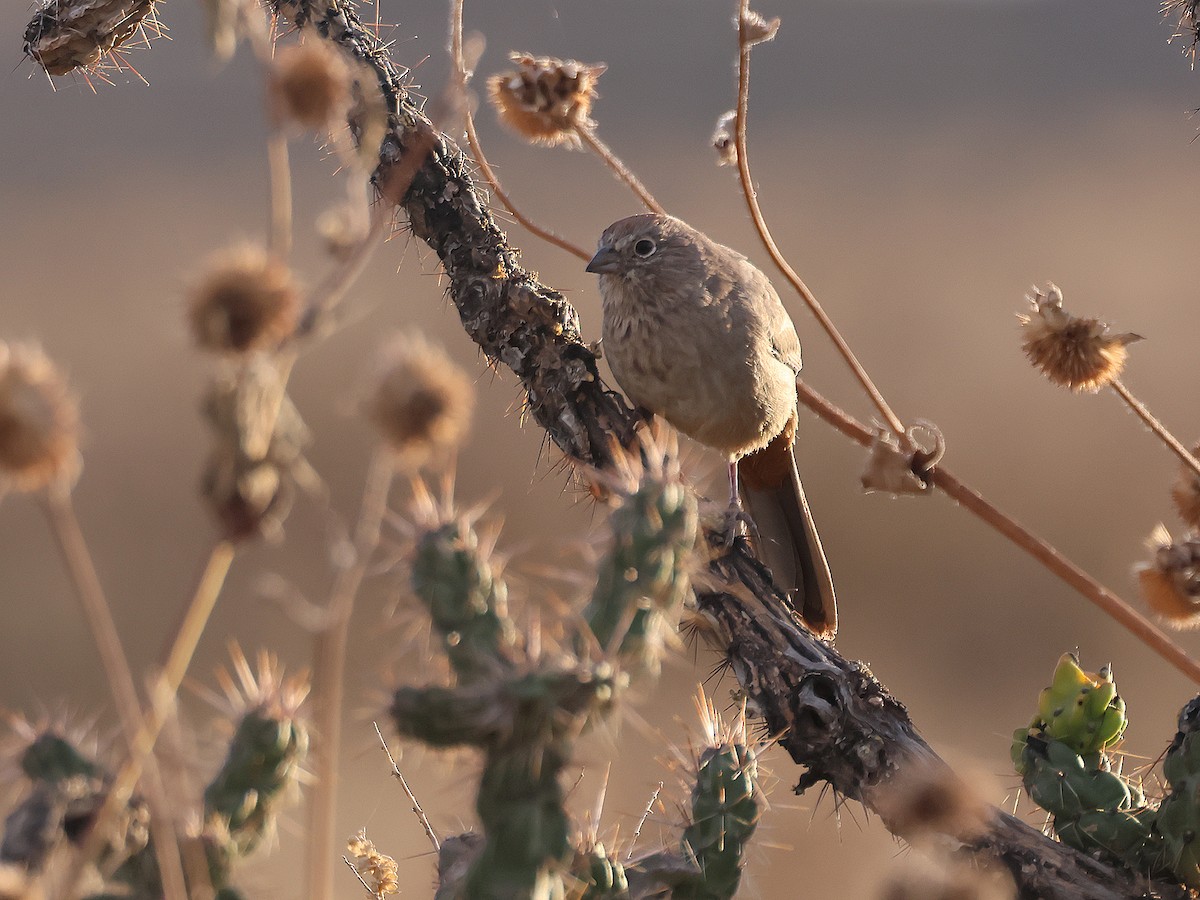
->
[794,379,1200,685]
[269,0,1192,895]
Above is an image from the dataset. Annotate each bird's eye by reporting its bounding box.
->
[633,238,656,258]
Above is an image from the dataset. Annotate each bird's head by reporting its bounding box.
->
[586,214,706,296]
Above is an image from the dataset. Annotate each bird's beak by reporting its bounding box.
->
[586,247,621,275]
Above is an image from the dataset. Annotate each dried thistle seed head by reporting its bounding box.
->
[188,245,301,355]
[268,40,350,131]
[1018,283,1140,392]
[739,8,781,45]
[712,111,737,167]
[347,829,399,896]
[1164,0,1200,66]
[487,52,606,147]
[0,342,80,493]
[1137,526,1200,629]
[364,333,474,469]
[1172,444,1200,530]
[24,0,163,77]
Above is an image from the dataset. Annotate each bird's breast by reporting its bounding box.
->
[600,281,795,458]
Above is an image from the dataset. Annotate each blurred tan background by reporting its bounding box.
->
[4,0,1200,895]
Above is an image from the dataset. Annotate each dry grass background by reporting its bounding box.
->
[3,0,1200,895]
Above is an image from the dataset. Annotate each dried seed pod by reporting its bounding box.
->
[487,52,606,148]
[712,111,737,167]
[1137,526,1200,629]
[200,357,310,542]
[739,8,780,45]
[24,0,162,77]
[188,245,301,355]
[1018,283,1140,392]
[346,829,399,896]
[364,333,474,470]
[268,40,350,131]
[0,342,80,492]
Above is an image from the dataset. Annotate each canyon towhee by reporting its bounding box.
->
[587,213,837,637]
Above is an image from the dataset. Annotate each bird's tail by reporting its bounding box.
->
[739,422,837,638]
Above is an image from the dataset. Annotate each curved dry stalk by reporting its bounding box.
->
[62,539,236,898]
[450,0,591,262]
[793,379,1200,685]
[734,0,908,445]
[41,486,190,900]
[575,125,667,216]
[306,449,396,900]
[1110,378,1200,480]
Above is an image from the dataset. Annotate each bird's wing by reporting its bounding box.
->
[743,260,803,375]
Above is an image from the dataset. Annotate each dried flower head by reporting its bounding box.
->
[739,8,781,45]
[24,0,164,78]
[1164,0,1200,66]
[269,40,350,131]
[188,245,301,355]
[487,52,606,147]
[346,829,399,896]
[1171,444,1200,530]
[0,342,80,493]
[872,760,988,844]
[364,333,474,469]
[1018,283,1140,392]
[1137,526,1200,629]
[712,110,737,167]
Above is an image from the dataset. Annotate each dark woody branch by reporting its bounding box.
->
[271,0,1188,895]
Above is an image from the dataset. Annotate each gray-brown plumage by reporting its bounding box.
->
[587,213,837,637]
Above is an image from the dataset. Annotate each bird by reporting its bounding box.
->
[586,213,837,637]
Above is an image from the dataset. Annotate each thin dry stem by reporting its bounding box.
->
[1110,378,1200,481]
[734,0,908,446]
[793,379,1200,685]
[306,449,396,900]
[575,125,667,216]
[342,855,378,897]
[73,540,235,900]
[373,721,439,851]
[41,487,190,900]
[244,2,293,258]
[267,129,294,258]
[450,0,590,262]
[626,780,663,859]
[305,205,388,328]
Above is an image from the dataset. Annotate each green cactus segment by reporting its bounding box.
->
[583,476,697,672]
[672,741,761,900]
[204,708,308,861]
[1157,697,1200,888]
[1018,735,1159,862]
[19,732,101,784]
[411,520,518,679]
[1010,655,1164,873]
[575,842,629,897]
[1011,653,1127,774]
